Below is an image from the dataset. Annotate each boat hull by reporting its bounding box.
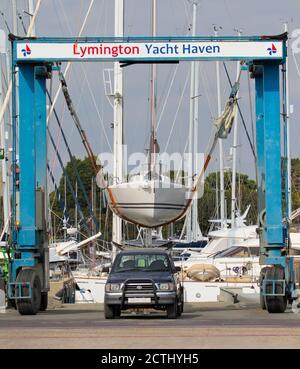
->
[105,181,190,228]
[74,275,260,304]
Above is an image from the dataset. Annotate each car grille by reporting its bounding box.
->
[124,280,155,294]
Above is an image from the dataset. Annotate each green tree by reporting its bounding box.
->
[291,158,300,211]
[50,157,300,240]
[49,156,109,239]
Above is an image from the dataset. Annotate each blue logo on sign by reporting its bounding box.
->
[267,43,277,56]
[21,44,31,57]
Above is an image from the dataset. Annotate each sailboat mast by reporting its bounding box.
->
[112,0,124,253]
[187,1,200,243]
[28,0,36,36]
[12,0,18,35]
[214,27,226,229]
[192,3,201,241]
[230,30,241,227]
[149,0,157,176]
[0,33,10,230]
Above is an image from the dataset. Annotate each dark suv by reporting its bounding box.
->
[104,249,184,319]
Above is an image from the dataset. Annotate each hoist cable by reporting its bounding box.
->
[223,62,256,159]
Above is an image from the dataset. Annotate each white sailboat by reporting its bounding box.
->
[100,6,240,235]
[106,175,189,229]
[104,83,238,232]
[104,0,190,230]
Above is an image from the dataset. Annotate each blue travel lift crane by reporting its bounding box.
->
[6,33,299,314]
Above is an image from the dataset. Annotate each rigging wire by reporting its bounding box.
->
[292,51,300,78]
[164,69,190,152]
[47,73,82,191]
[56,65,100,174]
[49,208,110,251]
[46,86,99,230]
[0,12,11,33]
[222,62,256,159]
[48,1,95,225]
[96,0,108,172]
[0,0,42,132]
[148,0,194,151]
[47,163,70,222]
[157,64,179,130]
[53,0,111,152]
[78,62,112,152]
[199,64,216,120]
[48,102,70,190]
[47,124,92,236]
[182,0,192,28]
[17,11,27,34]
[47,0,95,125]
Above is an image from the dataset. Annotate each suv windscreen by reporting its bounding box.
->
[112,253,171,273]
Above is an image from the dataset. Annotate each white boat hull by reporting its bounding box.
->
[74,275,259,304]
[183,281,260,302]
[75,275,107,303]
[106,180,190,228]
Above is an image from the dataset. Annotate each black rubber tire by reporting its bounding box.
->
[114,306,121,318]
[260,293,266,310]
[177,302,182,317]
[16,269,41,316]
[265,266,287,314]
[259,268,268,310]
[104,303,115,319]
[40,292,48,311]
[166,300,178,319]
[7,299,17,310]
[177,294,184,317]
[181,291,184,313]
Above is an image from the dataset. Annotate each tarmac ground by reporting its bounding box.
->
[1,301,300,349]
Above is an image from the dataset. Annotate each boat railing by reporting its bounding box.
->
[178,255,261,282]
[107,163,190,186]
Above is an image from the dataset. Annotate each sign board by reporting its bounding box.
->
[15,40,284,61]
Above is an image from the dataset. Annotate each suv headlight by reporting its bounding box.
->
[157,283,174,291]
[105,283,122,292]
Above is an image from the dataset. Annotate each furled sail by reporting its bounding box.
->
[215,81,239,139]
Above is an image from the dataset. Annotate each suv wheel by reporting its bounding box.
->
[166,300,178,319]
[114,306,121,318]
[177,297,183,317]
[104,304,116,319]
[259,267,268,310]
